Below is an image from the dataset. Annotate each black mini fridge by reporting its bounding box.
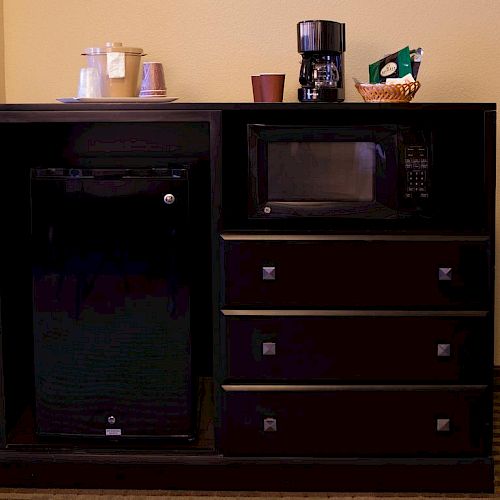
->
[31,167,194,440]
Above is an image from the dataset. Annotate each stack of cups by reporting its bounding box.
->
[139,62,167,97]
[77,67,102,98]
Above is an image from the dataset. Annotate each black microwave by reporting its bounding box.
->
[221,106,493,232]
[248,124,430,220]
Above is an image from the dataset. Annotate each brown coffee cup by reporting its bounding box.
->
[251,75,263,102]
[259,73,285,102]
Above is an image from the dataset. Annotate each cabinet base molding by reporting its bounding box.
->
[0,452,492,492]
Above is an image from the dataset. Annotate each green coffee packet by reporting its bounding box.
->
[369,46,412,83]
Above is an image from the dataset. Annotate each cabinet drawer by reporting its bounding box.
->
[222,237,490,308]
[223,313,490,383]
[221,386,489,456]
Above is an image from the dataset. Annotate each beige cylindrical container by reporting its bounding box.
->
[82,42,144,97]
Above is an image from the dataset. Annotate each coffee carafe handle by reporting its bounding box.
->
[299,55,313,86]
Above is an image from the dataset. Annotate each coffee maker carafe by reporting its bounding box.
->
[297,20,346,102]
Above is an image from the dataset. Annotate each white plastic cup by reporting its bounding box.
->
[77,67,102,98]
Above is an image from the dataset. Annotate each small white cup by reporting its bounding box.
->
[77,67,101,98]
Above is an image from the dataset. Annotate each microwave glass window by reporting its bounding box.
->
[267,142,376,202]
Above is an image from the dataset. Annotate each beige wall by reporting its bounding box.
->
[3,0,500,357]
[4,0,500,104]
[0,0,4,102]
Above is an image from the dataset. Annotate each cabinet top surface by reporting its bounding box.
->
[0,102,493,123]
[0,102,495,112]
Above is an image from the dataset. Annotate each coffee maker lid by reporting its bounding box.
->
[297,20,345,53]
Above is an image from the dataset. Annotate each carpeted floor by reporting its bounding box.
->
[0,493,498,499]
[0,491,499,499]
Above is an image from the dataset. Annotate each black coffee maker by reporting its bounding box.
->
[297,20,346,102]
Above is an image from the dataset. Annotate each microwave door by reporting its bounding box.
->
[249,128,399,220]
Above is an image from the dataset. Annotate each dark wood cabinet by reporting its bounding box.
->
[216,104,495,491]
[0,103,494,492]
[219,235,494,467]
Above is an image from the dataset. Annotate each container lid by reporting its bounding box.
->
[82,42,143,55]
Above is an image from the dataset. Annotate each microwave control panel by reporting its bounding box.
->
[404,145,429,199]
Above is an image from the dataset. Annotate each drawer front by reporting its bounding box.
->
[222,239,490,308]
[224,314,490,383]
[221,387,490,456]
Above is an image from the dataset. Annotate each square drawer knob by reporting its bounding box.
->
[262,342,276,356]
[263,417,277,432]
[436,418,451,432]
[437,343,451,357]
[262,266,276,281]
[438,267,452,281]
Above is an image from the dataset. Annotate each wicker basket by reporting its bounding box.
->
[355,81,421,103]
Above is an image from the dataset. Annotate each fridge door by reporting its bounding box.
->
[31,169,194,439]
